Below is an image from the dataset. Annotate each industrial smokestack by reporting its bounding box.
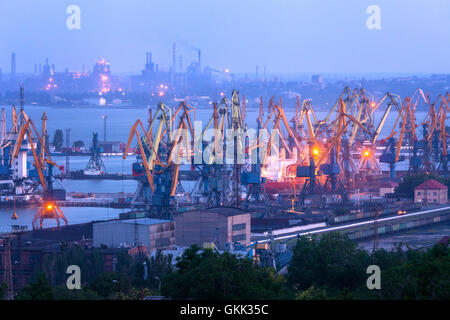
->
[172,43,176,74]
[20,85,24,111]
[11,53,16,79]
[198,49,201,73]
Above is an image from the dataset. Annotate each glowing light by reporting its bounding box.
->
[160,84,164,88]
[312,148,319,156]
[224,69,230,73]
[158,91,164,96]
[46,203,53,210]
[220,92,224,96]
[371,102,376,108]
[101,75,108,81]
[363,150,370,157]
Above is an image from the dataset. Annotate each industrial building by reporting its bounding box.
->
[414,180,448,204]
[174,207,251,250]
[379,181,399,197]
[93,218,175,250]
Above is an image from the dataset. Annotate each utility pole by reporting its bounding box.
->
[65,128,71,175]
[372,203,382,252]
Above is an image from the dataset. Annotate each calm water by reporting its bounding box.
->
[0,105,427,231]
[2,104,427,145]
[0,207,126,233]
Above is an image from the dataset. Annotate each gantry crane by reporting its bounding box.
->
[85,132,106,175]
[191,99,232,207]
[241,96,270,210]
[12,114,67,229]
[124,101,194,219]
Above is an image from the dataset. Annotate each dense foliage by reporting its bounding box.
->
[288,233,450,300]
[161,245,288,300]
[52,129,64,150]
[2,234,449,300]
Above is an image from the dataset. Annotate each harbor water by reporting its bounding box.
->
[0,105,428,231]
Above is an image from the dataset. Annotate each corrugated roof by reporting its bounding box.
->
[415,179,448,190]
[96,218,171,226]
[176,207,248,217]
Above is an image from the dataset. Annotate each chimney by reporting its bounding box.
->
[20,85,24,111]
[11,52,16,79]
[198,49,201,73]
[172,43,176,74]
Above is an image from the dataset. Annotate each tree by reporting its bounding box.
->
[89,273,120,299]
[73,140,85,148]
[295,286,329,300]
[41,246,105,286]
[0,282,7,300]
[16,273,54,300]
[147,250,173,290]
[378,243,450,300]
[51,286,103,300]
[161,245,289,300]
[52,129,64,151]
[287,233,370,296]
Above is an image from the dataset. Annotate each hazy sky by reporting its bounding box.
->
[0,0,449,74]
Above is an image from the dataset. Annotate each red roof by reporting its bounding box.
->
[380,181,399,188]
[438,236,450,245]
[415,179,448,190]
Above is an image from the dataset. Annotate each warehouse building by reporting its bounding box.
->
[174,207,251,250]
[93,218,175,250]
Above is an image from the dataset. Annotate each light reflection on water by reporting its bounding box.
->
[0,206,125,233]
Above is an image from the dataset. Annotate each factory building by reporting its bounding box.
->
[174,207,251,250]
[93,218,175,250]
[414,179,448,204]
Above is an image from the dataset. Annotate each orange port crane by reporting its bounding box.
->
[11,113,67,229]
[123,102,195,218]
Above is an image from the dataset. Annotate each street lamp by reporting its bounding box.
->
[155,276,161,291]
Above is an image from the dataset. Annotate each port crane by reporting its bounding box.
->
[124,102,195,219]
[12,114,67,229]
[191,99,232,207]
[85,132,106,175]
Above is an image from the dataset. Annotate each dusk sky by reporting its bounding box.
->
[1,0,449,74]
